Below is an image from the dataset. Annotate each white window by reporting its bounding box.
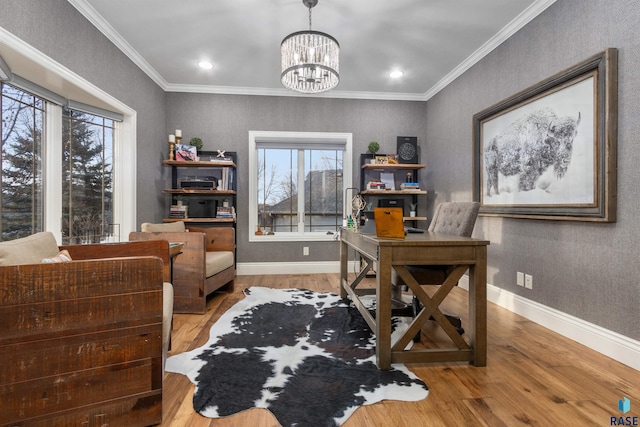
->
[249,131,352,242]
[0,30,137,242]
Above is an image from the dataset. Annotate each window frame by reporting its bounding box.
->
[248,131,352,242]
[1,30,137,243]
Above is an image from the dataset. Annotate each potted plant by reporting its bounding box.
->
[367,141,380,164]
[409,202,417,217]
[189,137,203,152]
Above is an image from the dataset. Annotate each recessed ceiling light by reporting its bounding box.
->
[389,70,404,78]
[198,61,213,70]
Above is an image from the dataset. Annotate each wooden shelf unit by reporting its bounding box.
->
[163,151,237,224]
[359,154,427,225]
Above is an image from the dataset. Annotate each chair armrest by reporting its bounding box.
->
[187,227,235,252]
[130,231,207,279]
[61,240,169,264]
[61,240,170,282]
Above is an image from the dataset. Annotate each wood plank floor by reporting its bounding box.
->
[161,273,639,426]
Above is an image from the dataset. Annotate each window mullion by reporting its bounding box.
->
[297,149,305,233]
[43,103,62,241]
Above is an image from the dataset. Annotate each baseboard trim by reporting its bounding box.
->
[236,262,639,371]
[459,276,640,371]
[238,261,355,276]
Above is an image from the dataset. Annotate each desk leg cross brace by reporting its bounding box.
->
[393,265,471,352]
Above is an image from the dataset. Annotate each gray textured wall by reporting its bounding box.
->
[166,93,428,262]
[0,0,167,227]
[425,0,640,339]
[3,0,637,340]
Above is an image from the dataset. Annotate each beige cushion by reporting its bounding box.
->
[0,232,60,265]
[162,281,174,371]
[42,249,73,263]
[204,251,234,277]
[141,221,186,232]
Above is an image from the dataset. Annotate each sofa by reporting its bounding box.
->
[0,232,172,426]
[130,221,235,314]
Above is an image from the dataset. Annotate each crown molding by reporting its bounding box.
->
[69,0,556,101]
[424,0,557,100]
[67,0,169,90]
[164,83,428,101]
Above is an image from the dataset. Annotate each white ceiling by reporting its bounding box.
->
[68,0,555,101]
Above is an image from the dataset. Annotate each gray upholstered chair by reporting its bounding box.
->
[392,201,480,337]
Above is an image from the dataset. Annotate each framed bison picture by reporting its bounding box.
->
[473,48,617,222]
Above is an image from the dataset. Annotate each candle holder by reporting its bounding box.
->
[176,135,182,146]
[168,140,175,160]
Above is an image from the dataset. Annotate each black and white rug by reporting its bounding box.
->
[166,287,429,426]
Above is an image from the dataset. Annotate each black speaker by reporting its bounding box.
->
[397,136,418,163]
[379,198,404,211]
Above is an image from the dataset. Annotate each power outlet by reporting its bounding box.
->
[525,274,533,290]
[516,272,524,287]
[303,246,309,256]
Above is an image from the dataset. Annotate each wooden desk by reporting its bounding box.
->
[340,228,489,370]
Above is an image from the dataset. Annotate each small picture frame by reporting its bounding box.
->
[380,172,395,190]
[375,155,389,164]
[175,144,197,161]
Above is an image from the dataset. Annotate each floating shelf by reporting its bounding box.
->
[360,189,427,195]
[361,163,425,170]
[163,217,235,223]
[163,160,236,168]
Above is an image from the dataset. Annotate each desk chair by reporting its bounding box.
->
[392,201,480,339]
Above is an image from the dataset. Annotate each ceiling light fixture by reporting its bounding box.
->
[389,70,404,78]
[281,0,339,94]
[198,61,213,70]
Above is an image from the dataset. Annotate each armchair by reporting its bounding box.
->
[130,221,235,314]
[392,201,480,338]
[0,232,169,426]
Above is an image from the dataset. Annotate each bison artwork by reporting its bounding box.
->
[484,107,581,196]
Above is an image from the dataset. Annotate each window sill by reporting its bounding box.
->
[249,231,339,243]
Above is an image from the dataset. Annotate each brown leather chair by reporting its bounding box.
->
[392,201,480,338]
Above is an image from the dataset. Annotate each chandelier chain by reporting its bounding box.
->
[308,6,312,31]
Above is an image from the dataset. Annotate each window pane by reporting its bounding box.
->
[257,147,343,234]
[0,83,45,239]
[258,148,297,233]
[304,149,343,232]
[62,108,114,244]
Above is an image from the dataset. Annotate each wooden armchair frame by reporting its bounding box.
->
[130,227,235,314]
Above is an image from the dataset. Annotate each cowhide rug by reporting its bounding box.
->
[166,287,429,426]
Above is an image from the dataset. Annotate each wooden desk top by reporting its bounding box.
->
[342,228,490,247]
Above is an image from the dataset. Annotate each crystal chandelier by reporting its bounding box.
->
[281,0,340,94]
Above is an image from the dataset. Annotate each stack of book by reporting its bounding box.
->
[169,205,188,218]
[216,206,235,219]
[400,182,421,190]
[366,180,386,190]
[218,167,235,190]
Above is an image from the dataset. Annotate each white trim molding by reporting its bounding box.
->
[239,260,639,371]
[238,261,358,276]
[459,276,640,371]
[0,27,138,242]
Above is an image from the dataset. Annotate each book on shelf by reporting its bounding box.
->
[218,167,234,191]
[214,156,234,163]
[366,180,386,190]
[216,206,236,219]
[169,204,188,218]
[400,182,421,190]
